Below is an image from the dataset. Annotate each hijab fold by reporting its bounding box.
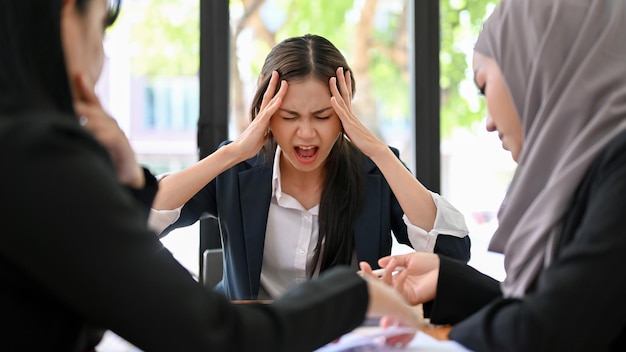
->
[475,0,626,298]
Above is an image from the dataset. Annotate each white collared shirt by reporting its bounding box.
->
[259,146,321,298]
[259,146,468,299]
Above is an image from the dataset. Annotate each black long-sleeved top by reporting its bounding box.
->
[427,130,626,352]
[0,110,368,352]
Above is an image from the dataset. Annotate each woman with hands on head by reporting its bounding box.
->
[150,34,471,300]
[0,0,424,350]
[363,0,626,351]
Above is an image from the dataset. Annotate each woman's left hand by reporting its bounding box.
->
[329,67,385,158]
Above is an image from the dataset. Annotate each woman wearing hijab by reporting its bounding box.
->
[361,0,626,350]
[0,0,421,351]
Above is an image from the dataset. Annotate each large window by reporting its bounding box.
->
[98,0,510,282]
[226,0,509,280]
[228,0,414,169]
[98,0,201,276]
[439,0,508,280]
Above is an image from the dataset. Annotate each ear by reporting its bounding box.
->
[61,0,78,17]
[61,0,76,12]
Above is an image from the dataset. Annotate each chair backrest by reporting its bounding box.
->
[202,248,224,289]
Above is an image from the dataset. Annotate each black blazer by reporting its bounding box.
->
[0,111,370,352]
[164,141,471,300]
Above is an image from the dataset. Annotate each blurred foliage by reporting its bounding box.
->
[277,0,354,47]
[125,0,499,137]
[260,0,412,128]
[440,0,499,135]
[125,0,199,76]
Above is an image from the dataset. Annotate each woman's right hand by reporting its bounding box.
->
[374,252,441,306]
[229,71,287,160]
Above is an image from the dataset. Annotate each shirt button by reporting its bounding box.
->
[298,249,305,254]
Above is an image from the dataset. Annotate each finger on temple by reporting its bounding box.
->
[344,70,352,99]
[335,67,349,94]
[260,71,279,109]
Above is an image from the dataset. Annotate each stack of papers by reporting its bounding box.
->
[96,326,472,351]
[315,326,472,352]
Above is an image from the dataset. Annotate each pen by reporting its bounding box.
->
[370,266,406,278]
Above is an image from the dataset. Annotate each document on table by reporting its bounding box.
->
[314,326,472,352]
[96,326,472,352]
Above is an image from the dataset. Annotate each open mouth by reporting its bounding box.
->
[294,146,319,162]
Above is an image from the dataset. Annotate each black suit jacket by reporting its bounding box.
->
[164,141,471,300]
[0,111,369,352]
[428,130,626,352]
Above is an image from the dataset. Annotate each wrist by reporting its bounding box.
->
[219,142,247,164]
[368,143,395,165]
[125,164,146,189]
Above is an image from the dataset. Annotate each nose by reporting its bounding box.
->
[485,114,496,132]
[296,118,317,139]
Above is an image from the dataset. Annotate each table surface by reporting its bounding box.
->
[421,324,453,340]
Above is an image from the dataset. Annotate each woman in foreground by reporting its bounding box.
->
[0,0,421,351]
[364,0,626,350]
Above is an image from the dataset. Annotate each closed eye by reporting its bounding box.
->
[473,73,486,96]
[478,84,486,96]
[315,116,331,120]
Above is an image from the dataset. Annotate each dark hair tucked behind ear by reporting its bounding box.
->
[76,0,121,27]
[0,0,72,113]
[250,34,365,276]
[0,0,121,114]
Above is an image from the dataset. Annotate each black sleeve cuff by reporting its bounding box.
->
[125,167,158,221]
[427,255,501,325]
[434,234,472,263]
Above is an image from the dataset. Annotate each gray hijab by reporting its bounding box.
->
[475,0,626,298]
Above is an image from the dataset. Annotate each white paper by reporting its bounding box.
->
[315,326,472,352]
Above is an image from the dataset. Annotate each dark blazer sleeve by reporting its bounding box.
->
[0,117,368,352]
[444,132,626,352]
[427,255,501,325]
[434,235,472,263]
[124,166,159,223]
[159,140,245,238]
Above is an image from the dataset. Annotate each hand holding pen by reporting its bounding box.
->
[360,252,441,306]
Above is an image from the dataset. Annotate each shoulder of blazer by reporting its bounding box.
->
[360,145,401,174]
[218,140,272,171]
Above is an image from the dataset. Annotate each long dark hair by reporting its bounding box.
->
[0,0,121,114]
[250,34,365,276]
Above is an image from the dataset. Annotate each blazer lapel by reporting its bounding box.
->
[238,163,273,294]
[353,157,383,266]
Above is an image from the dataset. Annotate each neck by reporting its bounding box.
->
[279,154,324,186]
[279,157,325,208]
